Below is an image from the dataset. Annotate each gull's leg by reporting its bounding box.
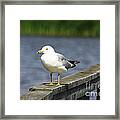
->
[57,73,61,86]
[49,73,53,85]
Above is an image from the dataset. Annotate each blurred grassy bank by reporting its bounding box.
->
[20,20,100,38]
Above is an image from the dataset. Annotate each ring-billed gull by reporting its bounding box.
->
[37,45,80,86]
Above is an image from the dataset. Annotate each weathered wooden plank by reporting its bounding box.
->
[21,64,100,100]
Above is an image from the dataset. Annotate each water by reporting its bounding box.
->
[20,36,100,96]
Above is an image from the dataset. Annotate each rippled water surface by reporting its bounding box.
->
[20,36,100,95]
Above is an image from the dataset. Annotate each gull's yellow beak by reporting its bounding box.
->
[37,49,44,54]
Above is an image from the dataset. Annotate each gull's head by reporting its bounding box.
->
[37,46,55,54]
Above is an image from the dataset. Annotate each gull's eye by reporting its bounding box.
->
[46,48,48,50]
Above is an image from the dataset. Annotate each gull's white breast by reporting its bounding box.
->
[41,53,67,73]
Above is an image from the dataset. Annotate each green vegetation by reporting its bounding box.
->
[20,20,100,38]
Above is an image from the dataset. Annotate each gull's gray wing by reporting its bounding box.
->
[56,53,75,69]
[56,53,80,69]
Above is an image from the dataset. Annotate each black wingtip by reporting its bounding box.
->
[68,60,80,65]
[74,61,80,64]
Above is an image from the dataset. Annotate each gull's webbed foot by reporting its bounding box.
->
[56,83,61,86]
[49,82,54,86]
